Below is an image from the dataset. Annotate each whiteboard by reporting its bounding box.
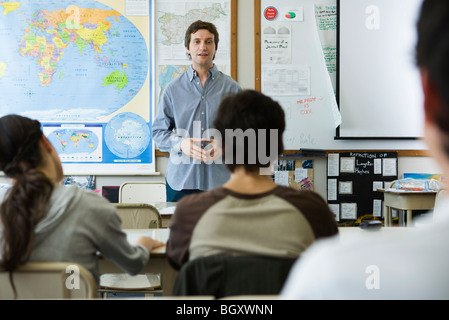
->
[338,0,425,139]
[258,0,427,151]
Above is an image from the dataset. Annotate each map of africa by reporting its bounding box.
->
[0,1,149,122]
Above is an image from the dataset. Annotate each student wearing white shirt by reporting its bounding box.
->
[281,0,449,300]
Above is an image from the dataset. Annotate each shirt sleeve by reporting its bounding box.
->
[91,206,150,275]
[152,85,182,153]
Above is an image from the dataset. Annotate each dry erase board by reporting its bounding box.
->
[255,0,427,151]
[338,0,424,139]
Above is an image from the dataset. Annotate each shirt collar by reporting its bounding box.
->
[188,64,218,81]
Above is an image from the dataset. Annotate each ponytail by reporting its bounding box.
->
[0,115,53,298]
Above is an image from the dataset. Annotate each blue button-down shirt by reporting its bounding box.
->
[152,65,241,191]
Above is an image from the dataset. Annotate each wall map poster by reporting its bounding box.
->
[0,0,155,175]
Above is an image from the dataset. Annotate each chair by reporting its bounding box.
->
[119,181,166,204]
[172,255,296,299]
[112,203,162,229]
[0,262,97,299]
[98,203,163,298]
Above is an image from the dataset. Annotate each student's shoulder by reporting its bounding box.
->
[73,187,116,214]
[175,187,229,215]
[272,185,327,205]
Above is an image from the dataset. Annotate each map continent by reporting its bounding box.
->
[105,112,151,159]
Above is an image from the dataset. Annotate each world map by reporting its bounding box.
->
[47,128,99,155]
[0,1,149,122]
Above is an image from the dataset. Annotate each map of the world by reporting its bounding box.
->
[0,1,149,122]
[0,0,232,174]
[47,128,100,156]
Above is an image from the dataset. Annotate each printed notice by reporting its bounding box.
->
[275,171,289,186]
[374,158,382,174]
[373,199,382,217]
[373,181,384,192]
[341,202,357,219]
[262,65,310,96]
[295,168,308,182]
[340,157,355,173]
[329,203,340,222]
[327,153,339,176]
[328,179,337,201]
[339,181,353,195]
[262,25,292,64]
[382,158,397,176]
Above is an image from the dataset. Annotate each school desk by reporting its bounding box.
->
[152,202,177,228]
[377,189,437,227]
[98,228,177,296]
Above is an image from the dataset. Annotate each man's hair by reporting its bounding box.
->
[214,90,285,173]
[416,0,449,133]
[184,20,219,59]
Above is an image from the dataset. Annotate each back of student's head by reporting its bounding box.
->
[214,90,285,173]
[0,115,53,281]
[416,0,449,133]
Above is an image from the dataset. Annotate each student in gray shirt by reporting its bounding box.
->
[0,115,164,298]
[152,20,241,202]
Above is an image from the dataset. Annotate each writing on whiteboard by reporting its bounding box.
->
[297,97,319,116]
[285,132,316,147]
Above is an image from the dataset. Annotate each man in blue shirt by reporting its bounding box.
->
[152,20,241,202]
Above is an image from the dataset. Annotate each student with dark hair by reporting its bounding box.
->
[166,90,338,271]
[0,115,164,297]
[152,20,241,202]
[281,0,449,299]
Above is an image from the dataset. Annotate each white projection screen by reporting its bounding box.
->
[338,0,425,139]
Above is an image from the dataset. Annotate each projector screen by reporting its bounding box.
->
[338,0,425,139]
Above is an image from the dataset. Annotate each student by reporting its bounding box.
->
[0,115,164,297]
[166,90,338,271]
[281,0,449,300]
[152,20,241,202]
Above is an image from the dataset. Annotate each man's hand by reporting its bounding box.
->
[180,138,222,163]
[180,138,208,160]
[202,139,223,163]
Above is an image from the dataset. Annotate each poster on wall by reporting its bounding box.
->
[0,0,155,175]
[154,0,233,114]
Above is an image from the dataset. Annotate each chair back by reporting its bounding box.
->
[173,255,296,299]
[119,181,166,204]
[0,262,97,299]
[113,203,162,229]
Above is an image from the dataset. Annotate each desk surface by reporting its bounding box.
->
[377,188,437,195]
[125,229,169,255]
[125,227,412,248]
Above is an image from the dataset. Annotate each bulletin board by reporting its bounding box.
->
[274,159,314,191]
[254,0,428,152]
[326,151,398,223]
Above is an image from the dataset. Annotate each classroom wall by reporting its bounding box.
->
[0,1,443,202]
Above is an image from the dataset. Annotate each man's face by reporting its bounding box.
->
[187,29,216,69]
